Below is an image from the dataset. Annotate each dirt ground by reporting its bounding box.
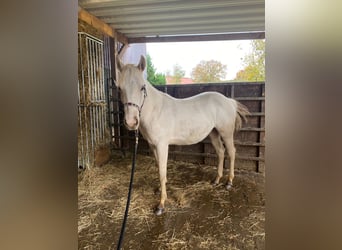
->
[78,152,265,250]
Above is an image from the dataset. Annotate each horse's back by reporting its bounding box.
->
[165,91,237,126]
[182,91,237,113]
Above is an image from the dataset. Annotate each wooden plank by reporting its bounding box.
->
[240,127,265,132]
[128,31,265,44]
[138,149,264,162]
[78,6,128,44]
[247,112,265,116]
[202,139,265,147]
[235,97,265,101]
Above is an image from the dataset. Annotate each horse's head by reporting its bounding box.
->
[116,55,147,131]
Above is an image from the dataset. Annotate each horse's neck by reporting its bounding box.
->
[140,82,164,121]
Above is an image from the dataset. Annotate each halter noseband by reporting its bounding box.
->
[123,85,147,117]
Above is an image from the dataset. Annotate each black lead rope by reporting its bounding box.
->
[116,130,139,250]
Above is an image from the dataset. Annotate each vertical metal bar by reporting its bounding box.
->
[98,43,102,143]
[86,38,91,102]
[78,34,82,168]
[98,42,102,101]
[104,36,111,143]
[95,105,98,146]
[92,40,96,102]
[78,34,87,167]
[97,43,100,100]
[100,43,106,142]
[100,42,103,143]
[97,42,103,143]
[95,41,99,102]
[78,79,84,168]
[100,43,105,101]
[97,105,101,144]
[80,33,90,168]
[87,39,95,166]
[107,37,114,136]
[93,41,99,147]
[103,105,106,142]
[94,41,99,146]
[92,39,97,102]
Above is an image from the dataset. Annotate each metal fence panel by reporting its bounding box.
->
[78,32,108,169]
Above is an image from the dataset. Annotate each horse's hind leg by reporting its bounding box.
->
[209,129,225,185]
[221,135,236,190]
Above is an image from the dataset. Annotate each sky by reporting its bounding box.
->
[146,40,252,80]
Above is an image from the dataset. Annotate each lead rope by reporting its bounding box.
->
[116,130,139,250]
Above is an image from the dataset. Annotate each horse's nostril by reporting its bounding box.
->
[124,118,138,128]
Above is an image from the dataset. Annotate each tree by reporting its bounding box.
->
[146,54,166,85]
[235,40,265,81]
[170,64,185,83]
[191,60,227,83]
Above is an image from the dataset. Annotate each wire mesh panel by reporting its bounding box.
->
[78,32,109,169]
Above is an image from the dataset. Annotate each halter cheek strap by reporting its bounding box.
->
[123,85,147,117]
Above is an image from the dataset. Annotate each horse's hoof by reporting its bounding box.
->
[154,207,164,216]
[211,179,219,186]
[226,183,233,190]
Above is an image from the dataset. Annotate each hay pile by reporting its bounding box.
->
[78,152,265,249]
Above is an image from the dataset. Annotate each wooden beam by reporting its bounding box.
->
[128,32,265,44]
[78,6,128,44]
[78,6,114,37]
[118,44,128,58]
[115,31,128,45]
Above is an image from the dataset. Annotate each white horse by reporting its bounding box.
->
[116,56,249,215]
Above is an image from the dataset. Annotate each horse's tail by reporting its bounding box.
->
[235,101,250,131]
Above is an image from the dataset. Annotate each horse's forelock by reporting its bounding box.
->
[121,65,144,87]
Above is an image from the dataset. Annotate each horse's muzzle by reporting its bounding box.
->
[124,117,139,131]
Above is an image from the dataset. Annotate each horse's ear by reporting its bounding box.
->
[137,55,146,71]
[116,56,124,73]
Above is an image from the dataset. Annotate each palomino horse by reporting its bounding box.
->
[116,56,249,215]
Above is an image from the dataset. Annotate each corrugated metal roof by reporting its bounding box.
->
[79,0,264,40]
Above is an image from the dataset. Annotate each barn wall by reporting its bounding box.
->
[117,82,265,173]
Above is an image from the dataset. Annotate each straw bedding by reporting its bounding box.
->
[78,152,265,249]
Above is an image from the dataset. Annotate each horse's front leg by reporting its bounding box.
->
[154,143,168,216]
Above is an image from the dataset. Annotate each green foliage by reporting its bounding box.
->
[146,54,166,85]
[235,40,265,81]
[170,64,185,83]
[191,60,227,83]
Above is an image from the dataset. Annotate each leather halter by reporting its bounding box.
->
[123,85,147,117]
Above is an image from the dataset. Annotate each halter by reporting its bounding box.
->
[123,84,147,117]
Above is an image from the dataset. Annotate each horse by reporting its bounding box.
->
[115,56,249,215]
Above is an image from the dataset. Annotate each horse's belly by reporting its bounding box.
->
[169,125,212,145]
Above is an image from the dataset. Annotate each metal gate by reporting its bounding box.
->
[78,32,108,169]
